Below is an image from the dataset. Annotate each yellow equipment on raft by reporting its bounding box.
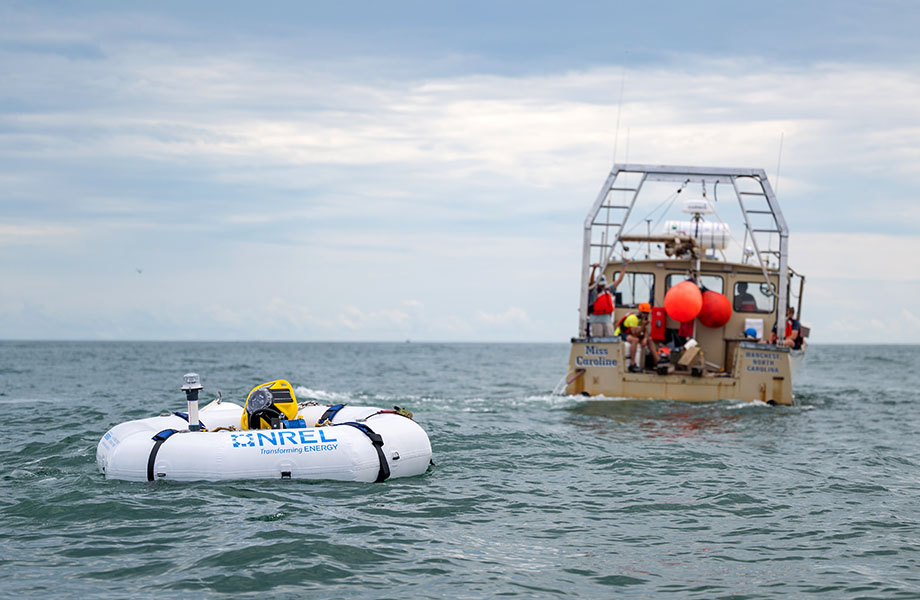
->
[240,379,301,430]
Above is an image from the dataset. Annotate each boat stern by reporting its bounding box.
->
[565,337,625,396]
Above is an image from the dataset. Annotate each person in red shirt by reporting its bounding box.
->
[587,261,628,337]
[589,277,616,336]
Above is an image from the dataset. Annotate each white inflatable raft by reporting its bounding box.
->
[96,377,432,483]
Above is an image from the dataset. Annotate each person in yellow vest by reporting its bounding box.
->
[614,302,657,372]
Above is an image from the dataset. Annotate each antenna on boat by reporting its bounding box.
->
[763,131,785,267]
[645,219,652,258]
[625,127,631,164]
[611,70,625,163]
[774,131,784,197]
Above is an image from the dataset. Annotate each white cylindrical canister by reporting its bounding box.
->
[663,220,731,250]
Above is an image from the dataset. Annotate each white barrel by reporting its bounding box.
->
[96,401,432,483]
[663,220,731,250]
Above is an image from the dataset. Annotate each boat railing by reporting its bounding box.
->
[579,164,790,342]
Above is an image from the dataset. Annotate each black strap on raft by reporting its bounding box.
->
[316,403,345,426]
[147,428,178,481]
[337,422,390,483]
[173,412,207,430]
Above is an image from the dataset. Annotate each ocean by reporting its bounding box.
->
[1,341,918,599]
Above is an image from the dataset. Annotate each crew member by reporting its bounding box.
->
[734,282,758,311]
[769,306,802,349]
[615,302,656,372]
[586,260,628,337]
[588,277,616,337]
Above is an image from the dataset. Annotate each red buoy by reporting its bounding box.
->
[698,290,732,328]
[664,280,703,323]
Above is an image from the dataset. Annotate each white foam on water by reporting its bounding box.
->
[367,392,431,403]
[725,399,816,411]
[294,387,353,403]
[726,400,771,410]
[7,469,35,479]
[294,386,446,408]
[519,393,586,409]
[564,393,646,402]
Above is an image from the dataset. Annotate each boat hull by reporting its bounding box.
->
[565,338,797,405]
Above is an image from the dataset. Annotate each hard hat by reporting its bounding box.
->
[638,302,651,313]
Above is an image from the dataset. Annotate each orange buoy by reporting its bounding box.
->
[698,290,732,328]
[664,280,703,323]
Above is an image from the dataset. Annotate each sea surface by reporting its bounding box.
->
[0,341,918,599]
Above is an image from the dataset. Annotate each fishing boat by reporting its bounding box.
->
[564,164,808,405]
[97,376,432,482]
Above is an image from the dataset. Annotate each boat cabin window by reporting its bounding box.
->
[665,274,723,294]
[616,272,655,308]
[732,281,775,313]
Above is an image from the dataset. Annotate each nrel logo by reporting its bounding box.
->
[231,433,256,448]
[101,431,121,451]
[230,429,339,455]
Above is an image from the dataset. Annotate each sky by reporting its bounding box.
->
[1,0,918,343]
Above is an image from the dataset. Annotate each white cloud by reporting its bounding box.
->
[792,233,920,282]
[0,223,80,244]
[2,19,919,343]
[338,305,411,331]
[7,56,920,201]
[204,303,246,328]
[822,308,920,344]
[475,307,530,326]
[904,309,920,331]
[437,315,475,336]
[201,298,334,337]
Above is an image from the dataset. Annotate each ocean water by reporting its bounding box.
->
[0,341,918,599]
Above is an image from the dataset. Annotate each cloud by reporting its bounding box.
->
[1,10,919,343]
[904,308,920,331]
[823,308,920,344]
[475,306,530,326]
[4,39,920,229]
[0,223,80,244]
[792,233,920,282]
[199,298,335,338]
[7,52,920,202]
[338,305,411,331]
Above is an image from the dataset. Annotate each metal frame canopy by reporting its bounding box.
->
[577,163,790,340]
